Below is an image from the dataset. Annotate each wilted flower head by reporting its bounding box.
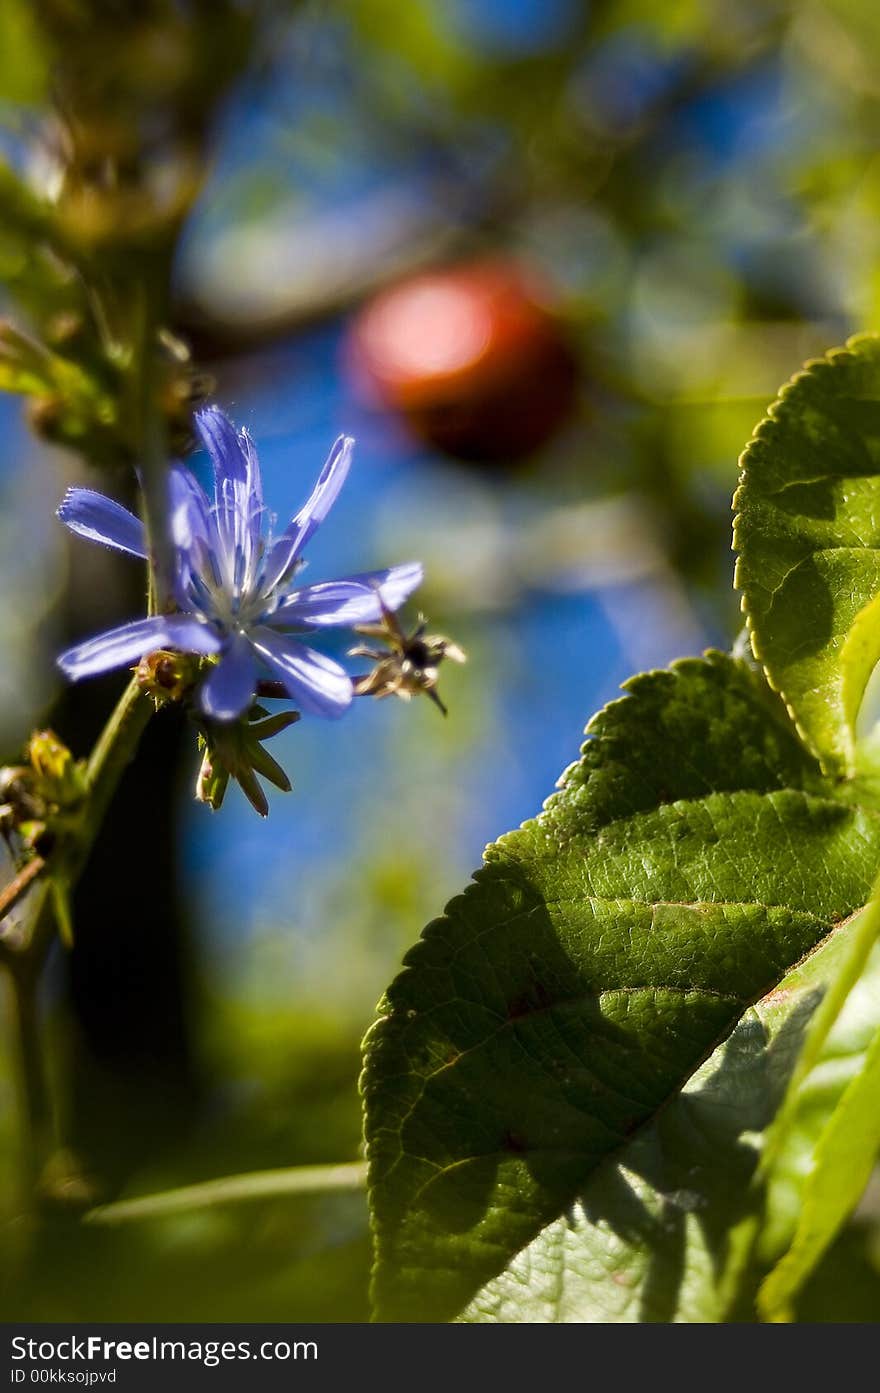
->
[351,602,466,715]
[56,408,423,722]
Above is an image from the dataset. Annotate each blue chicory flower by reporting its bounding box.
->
[56,408,423,722]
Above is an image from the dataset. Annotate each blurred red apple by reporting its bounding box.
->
[344,258,578,462]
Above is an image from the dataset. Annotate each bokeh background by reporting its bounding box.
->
[3,0,880,1320]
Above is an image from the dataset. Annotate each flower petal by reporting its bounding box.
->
[272,562,424,628]
[195,405,248,487]
[262,435,354,591]
[233,427,266,590]
[57,615,222,681]
[168,466,225,610]
[168,466,214,552]
[198,633,258,723]
[240,426,263,516]
[250,627,353,719]
[195,408,265,587]
[57,488,147,559]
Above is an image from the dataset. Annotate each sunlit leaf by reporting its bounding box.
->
[759,1016,880,1320]
[759,874,880,1185]
[461,919,880,1322]
[734,334,880,774]
[362,651,880,1321]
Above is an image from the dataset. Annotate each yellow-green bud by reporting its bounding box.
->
[26,730,87,808]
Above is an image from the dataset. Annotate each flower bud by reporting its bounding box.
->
[136,648,202,704]
[26,730,87,808]
[194,708,299,817]
[195,745,230,813]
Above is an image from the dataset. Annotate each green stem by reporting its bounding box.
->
[130,281,174,610]
[7,961,54,1193]
[9,677,154,965]
[1,677,154,1203]
[84,1160,368,1225]
[78,677,153,864]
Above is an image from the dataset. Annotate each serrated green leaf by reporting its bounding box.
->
[362,652,880,1322]
[460,917,880,1323]
[734,333,880,774]
[458,1012,777,1323]
[760,872,880,1182]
